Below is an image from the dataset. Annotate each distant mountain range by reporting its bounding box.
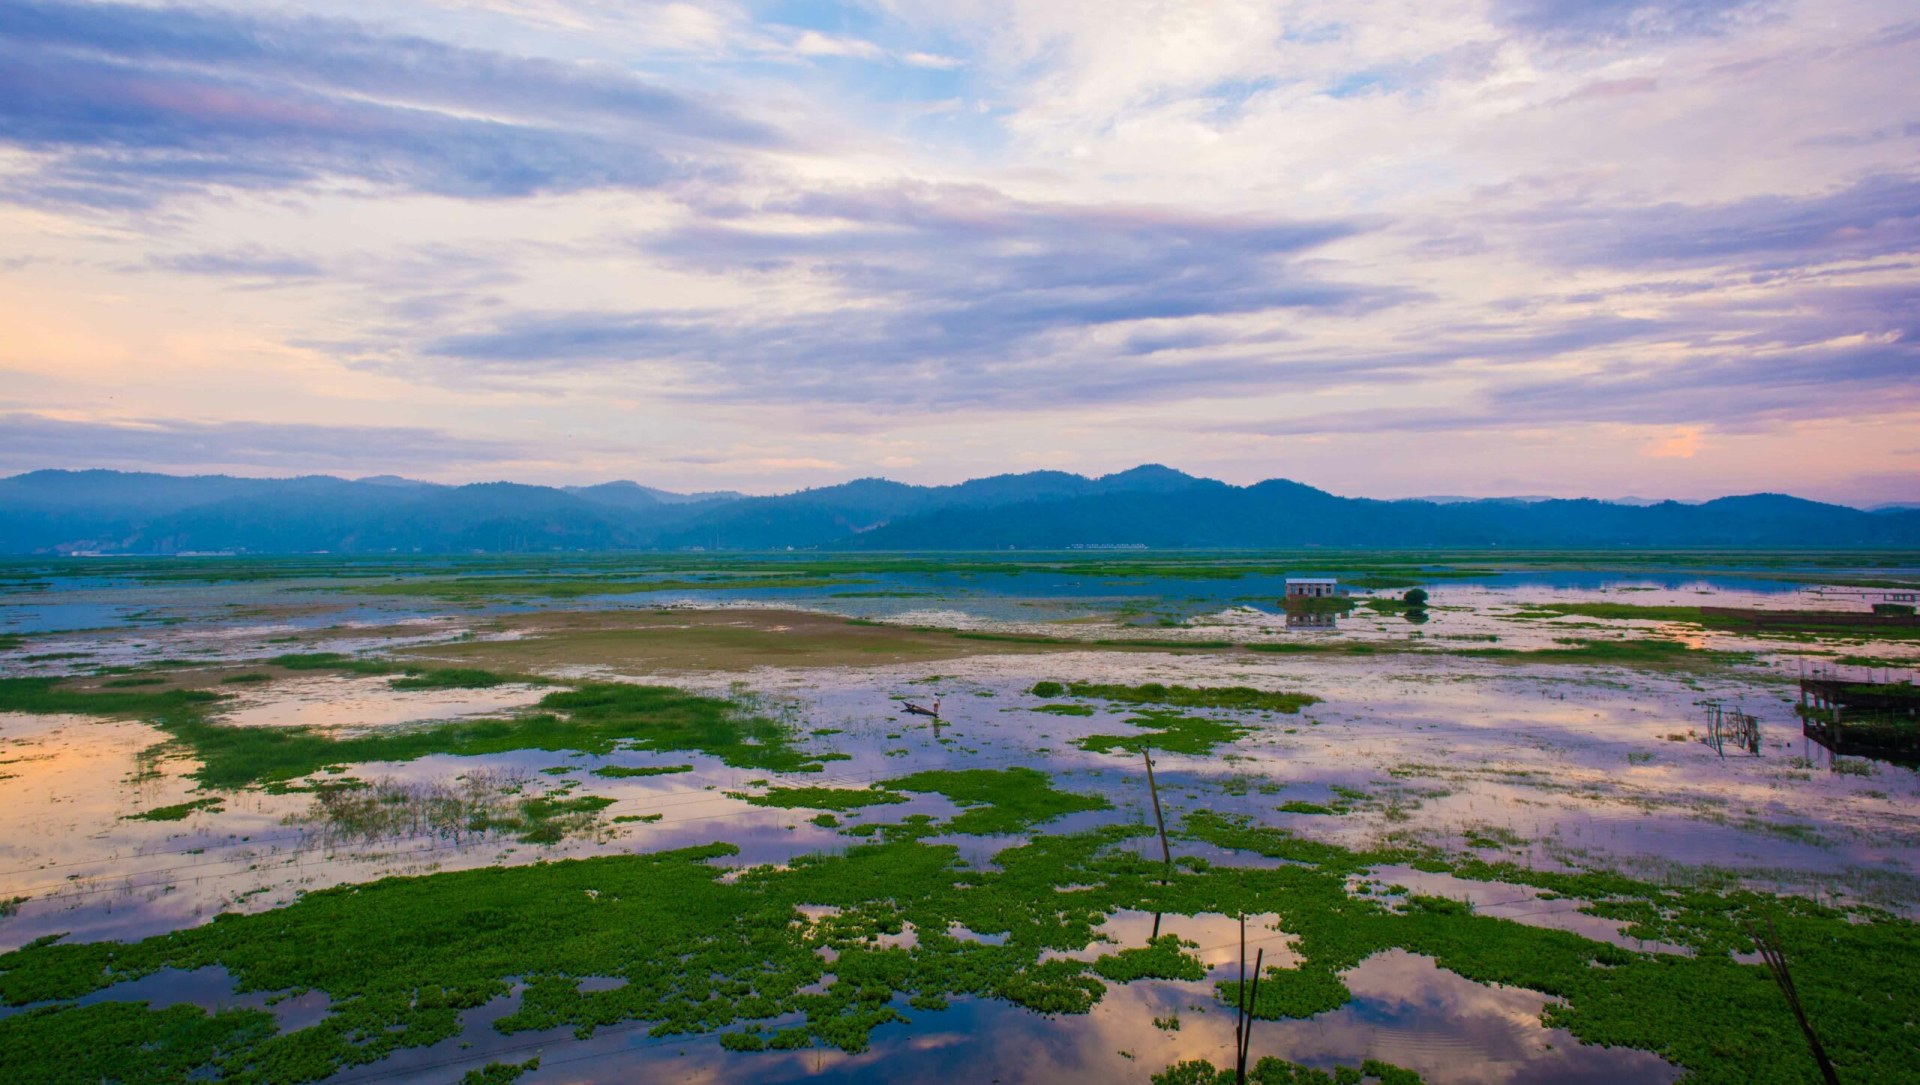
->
[0,466,1914,554]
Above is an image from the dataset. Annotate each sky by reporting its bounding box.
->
[0,0,1916,504]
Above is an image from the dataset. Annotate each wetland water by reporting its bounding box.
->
[0,552,1916,1084]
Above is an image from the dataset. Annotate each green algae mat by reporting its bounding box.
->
[3,814,1914,1085]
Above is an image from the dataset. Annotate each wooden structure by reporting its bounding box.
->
[1704,606,1920,630]
[1284,577,1338,598]
[1799,677,1920,761]
[1703,702,1761,757]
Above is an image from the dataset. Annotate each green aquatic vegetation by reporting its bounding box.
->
[1091,638,1238,650]
[1278,801,1338,815]
[1059,682,1319,714]
[739,786,909,812]
[1078,710,1251,756]
[1035,703,1095,716]
[1030,681,1066,698]
[505,794,615,844]
[0,1001,278,1085]
[163,682,838,789]
[461,1058,540,1085]
[883,767,1111,834]
[123,797,225,822]
[0,896,26,918]
[0,810,1910,1085]
[1091,935,1207,982]
[590,764,693,779]
[1246,642,1383,656]
[811,813,840,828]
[953,631,1076,645]
[298,774,522,844]
[269,652,395,674]
[612,813,663,824]
[0,677,224,718]
[388,668,523,690]
[1458,638,1747,667]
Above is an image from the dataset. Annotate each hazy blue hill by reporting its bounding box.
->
[0,467,1914,553]
[566,481,744,509]
[852,483,1920,549]
[133,481,423,554]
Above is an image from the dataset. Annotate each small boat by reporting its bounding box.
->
[902,698,941,719]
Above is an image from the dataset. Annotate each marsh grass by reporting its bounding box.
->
[6,816,1915,1084]
[1057,682,1319,714]
[740,787,908,812]
[1079,710,1251,756]
[0,677,223,717]
[124,797,224,822]
[293,771,612,845]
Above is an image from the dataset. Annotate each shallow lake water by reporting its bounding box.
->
[1,557,1916,1083]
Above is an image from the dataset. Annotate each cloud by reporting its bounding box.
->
[0,0,778,208]
[0,413,524,471]
[1520,173,1920,271]
[421,180,1389,406]
[146,246,324,279]
[1494,0,1775,45]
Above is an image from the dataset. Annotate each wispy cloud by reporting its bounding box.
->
[0,0,778,208]
[1494,0,1777,45]
[422,181,1387,405]
[0,413,525,471]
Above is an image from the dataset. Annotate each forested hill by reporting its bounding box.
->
[1,466,1914,554]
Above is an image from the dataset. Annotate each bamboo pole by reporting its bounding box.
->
[1143,749,1172,881]
[1747,919,1842,1085]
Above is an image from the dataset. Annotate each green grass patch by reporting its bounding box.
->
[504,795,616,844]
[1092,935,1207,983]
[739,787,909,812]
[269,652,393,675]
[461,1058,541,1085]
[590,764,693,779]
[5,815,1914,1085]
[1077,710,1252,756]
[1034,704,1096,717]
[1459,638,1745,667]
[883,767,1111,835]
[388,668,522,690]
[1056,682,1318,714]
[1277,801,1338,816]
[119,682,840,790]
[0,677,223,718]
[123,797,224,822]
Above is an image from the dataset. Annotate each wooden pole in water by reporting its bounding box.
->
[1747,919,1842,1085]
[1239,946,1265,1080]
[1143,748,1172,881]
[1234,914,1248,1085]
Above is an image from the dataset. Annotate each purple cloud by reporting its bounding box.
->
[0,413,524,471]
[0,0,778,207]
